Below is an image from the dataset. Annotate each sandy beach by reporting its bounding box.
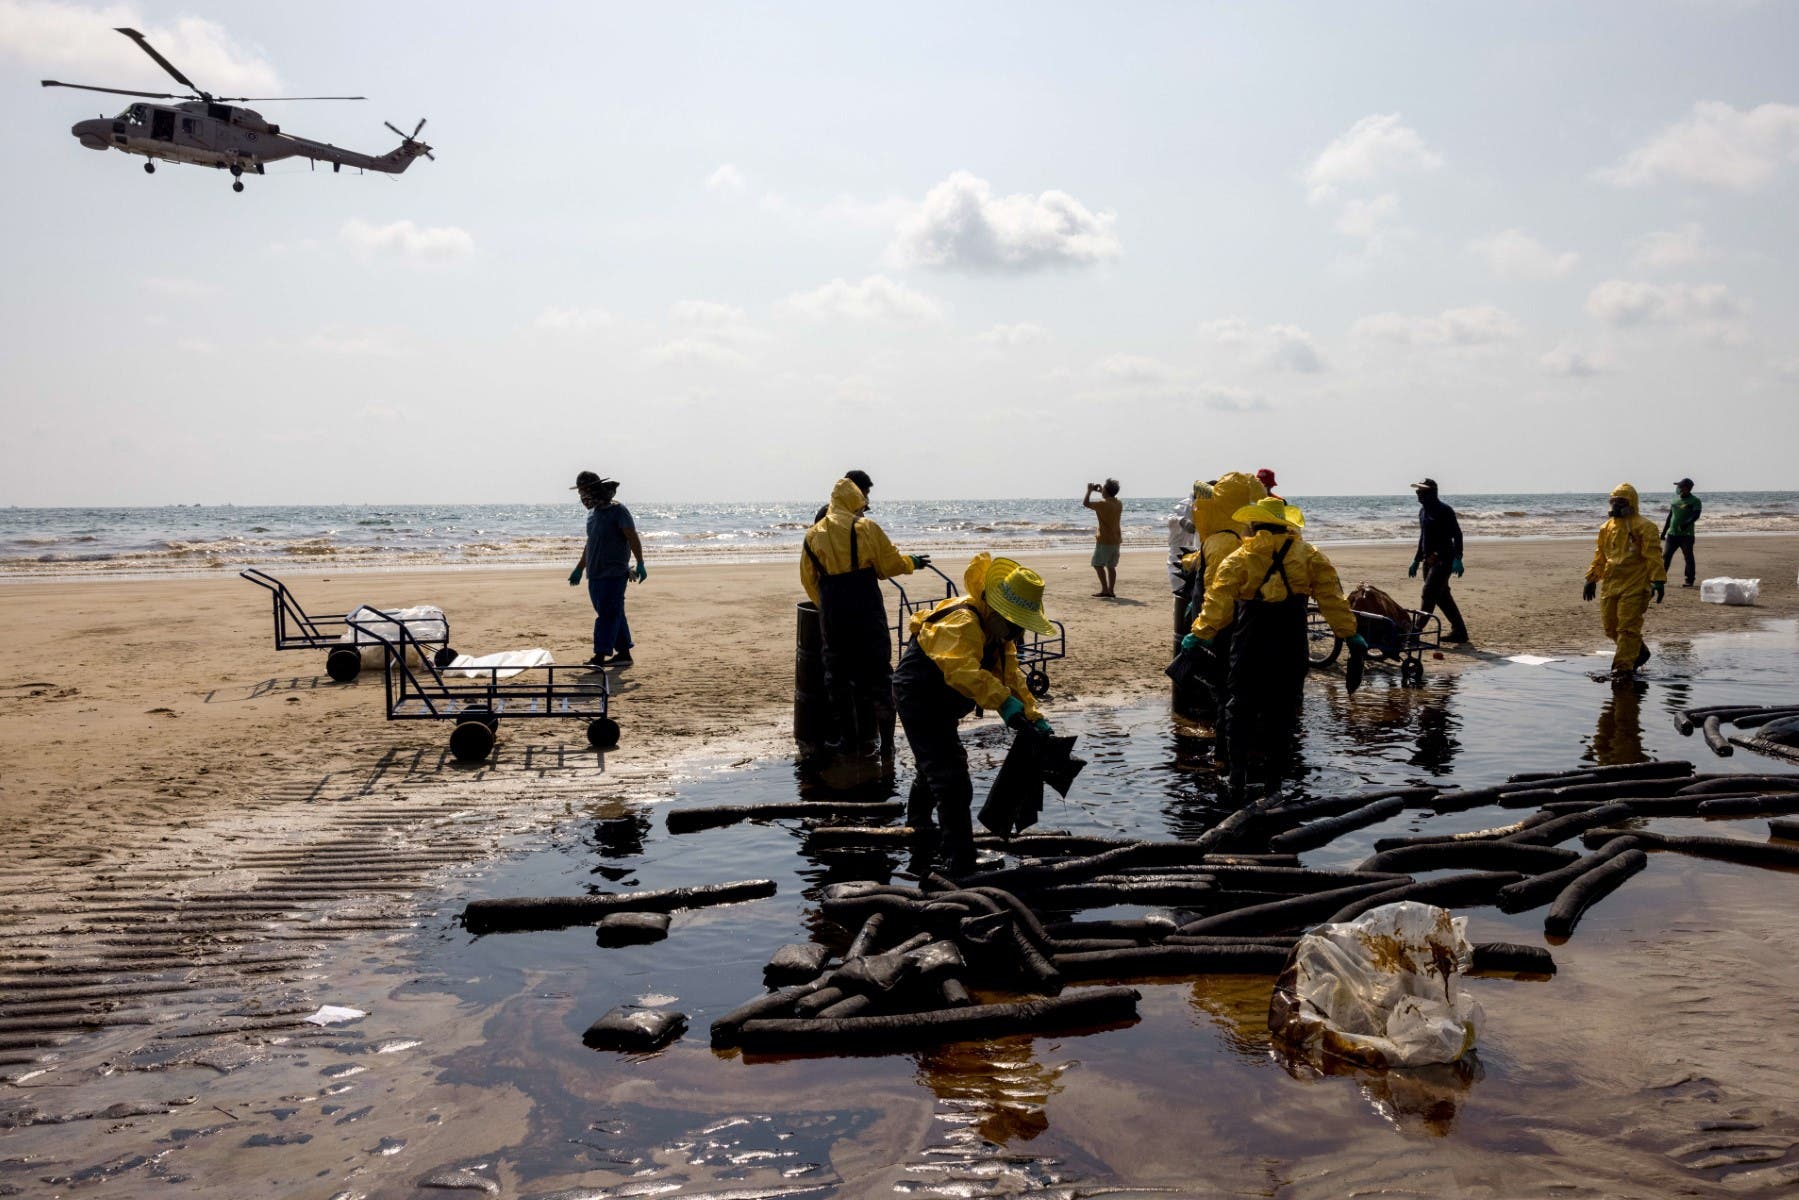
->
[4,535,1796,847]
[2,535,1798,1198]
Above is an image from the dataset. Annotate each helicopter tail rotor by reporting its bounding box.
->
[384,117,434,161]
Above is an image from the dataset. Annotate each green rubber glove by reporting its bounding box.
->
[1651,580,1665,603]
[1346,633,1369,652]
[1582,580,1597,602]
[909,553,932,570]
[632,562,648,584]
[1451,558,1464,578]
[999,696,1027,729]
[568,564,584,586]
[1033,717,1053,735]
[1180,633,1211,653]
[1407,559,1420,578]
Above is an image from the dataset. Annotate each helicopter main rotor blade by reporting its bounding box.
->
[40,80,183,99]
[115,27,201,94]
[214,95,367,102]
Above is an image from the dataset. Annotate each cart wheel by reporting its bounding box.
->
[450,720,496,763]
[1025,669,1051,699]
[1307,632,1342,669]
[1401,659,1425,688]
[587,717,621,750]
[461,704,500,732]
[433,645,458,668]
[325,647,362,682]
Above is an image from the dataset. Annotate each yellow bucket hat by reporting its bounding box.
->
[1232,496,1305,530]
[984,558,1055,637]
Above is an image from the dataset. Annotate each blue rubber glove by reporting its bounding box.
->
[1407,559,1420,578]
[998,696,1027,729]
[1033,718,1053,735]
[1180,633,1212,653]
[568,564,584,586]
[632,561,648,584]
[1651,580,1665,604]
[1345,633,1369,652]
[909,553,932,569]
[1451,558,1464,578]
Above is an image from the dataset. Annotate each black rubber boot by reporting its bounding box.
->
[1635,645,1652,669]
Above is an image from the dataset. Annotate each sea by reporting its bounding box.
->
[3,491,1796,578]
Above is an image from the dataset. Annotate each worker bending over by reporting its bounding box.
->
[1583,482,1666,676]
[1182,497,1364,796]
[801,472,928,757]
[894,554,1054,873]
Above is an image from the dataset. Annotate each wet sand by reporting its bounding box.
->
[1,535,1797,1197]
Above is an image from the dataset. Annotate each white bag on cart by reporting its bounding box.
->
[342,604,449,667]
[443,648,553,680]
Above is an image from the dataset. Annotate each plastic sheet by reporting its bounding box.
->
[443,647,553,679]
[1269,901,1482,1069]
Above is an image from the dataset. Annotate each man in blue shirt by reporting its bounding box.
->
[568,471,647,668]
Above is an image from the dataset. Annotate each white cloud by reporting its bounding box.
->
[888,171,1120,271]
[1305,113,1442,203]
[705,163,746,195]
[1333,192,1401,241]
[534,306,612,331]
[1194,386,1270,414]
[1,1,280,96]
[785,274,943,321]
[1352,306,1523,346]
[642,337,749,368]
[339,218,474,262]
[1540,343,1614,377]
[975,322,1049,346]
[1632,223,1712,270]
[174,336,217,355]
[1200,318,1327,373]
[1469,229,1579,280]
[1585,280,1747,326]
[671,299,746,327]
[1599,101,1799,191]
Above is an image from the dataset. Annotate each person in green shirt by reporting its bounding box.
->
[1661,477,1702,587]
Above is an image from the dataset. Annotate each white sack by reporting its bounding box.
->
[1699,577,1760,606]
[443,648,553,679]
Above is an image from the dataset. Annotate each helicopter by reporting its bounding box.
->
[42,27,432,192]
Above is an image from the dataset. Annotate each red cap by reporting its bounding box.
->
[1256,468,1278,489]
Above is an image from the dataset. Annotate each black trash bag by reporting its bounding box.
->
[1165,645,1219,697]
[978,730,1084,836]
[1344,639,1369,694]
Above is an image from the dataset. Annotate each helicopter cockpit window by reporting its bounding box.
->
[122,104,146,125]
[207,104,232,122]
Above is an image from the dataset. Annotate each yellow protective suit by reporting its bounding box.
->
[1181,471,1268,592]
[1191,530,1359,641]
[800,478,916,605]
[1586,482,1666,670]
[906,553,1044,722]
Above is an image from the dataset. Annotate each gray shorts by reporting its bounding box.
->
[1091,542,1121,569]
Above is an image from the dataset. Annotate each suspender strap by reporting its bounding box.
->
[1255,538,1294,598]
[804,518,865,579]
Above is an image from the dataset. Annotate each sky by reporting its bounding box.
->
[1,0,1795,505]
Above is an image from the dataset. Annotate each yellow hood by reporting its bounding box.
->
[1609,482,1640,517]
[1193,471,1267,539]
[828,477,867,517]
[962,551,993,604]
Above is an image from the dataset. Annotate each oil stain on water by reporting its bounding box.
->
[409,623,1799,1196]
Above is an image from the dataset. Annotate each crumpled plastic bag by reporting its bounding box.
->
[443,648,553,679]
[1269,901,1482,1069]
[343,604,449,667]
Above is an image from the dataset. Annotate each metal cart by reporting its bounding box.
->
[346,608,617,763]
[1307,601,1440,688]
[241,568,454,682]
[884,563,1067,698]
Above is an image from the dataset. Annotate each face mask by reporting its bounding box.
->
[1610,500,1630,517]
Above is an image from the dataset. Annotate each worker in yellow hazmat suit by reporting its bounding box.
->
[1583,482,1666,674]
[1173,471,1268,724]
[894,553,1053,873]
[1182,497,1364,795]
[800,474,929,756]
